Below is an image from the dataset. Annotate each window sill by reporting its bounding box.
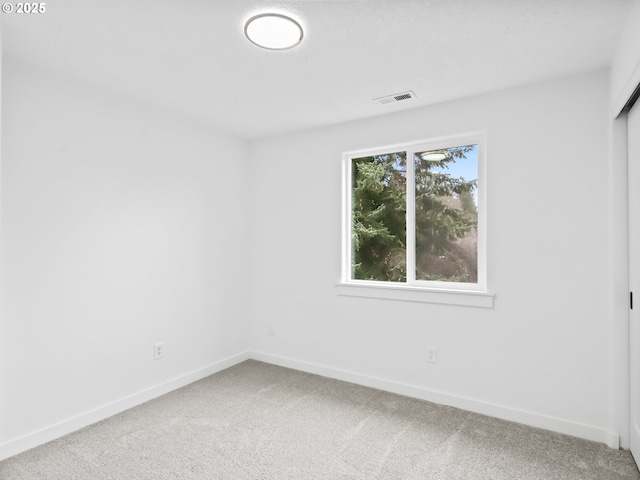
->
[335,282,495,308]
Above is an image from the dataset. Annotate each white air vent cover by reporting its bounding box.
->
[374,90,417,105]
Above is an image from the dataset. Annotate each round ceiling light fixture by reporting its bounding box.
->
[420,150,448,162]
[244,13,304,50]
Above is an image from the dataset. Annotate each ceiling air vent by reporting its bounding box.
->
[374,90,416,105]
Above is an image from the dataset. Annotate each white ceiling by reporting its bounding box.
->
[2,0,635,139]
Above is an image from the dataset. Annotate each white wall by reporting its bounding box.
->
[0,20,5,453]
[0,57,251,458]
[249,70,614,444]
[0,53,625,460]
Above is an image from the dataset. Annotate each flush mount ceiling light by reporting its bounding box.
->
[420,150,448,162]
[244,13,304,50]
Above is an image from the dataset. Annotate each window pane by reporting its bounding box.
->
[351,152,407,281]
[414,145,478,283]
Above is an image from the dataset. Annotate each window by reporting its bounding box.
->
[338,134,492,307]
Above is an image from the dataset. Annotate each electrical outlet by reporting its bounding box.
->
[154,342,164,360]
[267,324,276,336]
[427,346,437,364]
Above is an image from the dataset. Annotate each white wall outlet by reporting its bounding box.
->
[267,323,276,336]
[427,346,438,364]
[154,342,164,360]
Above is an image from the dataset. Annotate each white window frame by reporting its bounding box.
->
[337,133,494,308]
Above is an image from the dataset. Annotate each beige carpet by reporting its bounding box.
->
[1,360,638,479]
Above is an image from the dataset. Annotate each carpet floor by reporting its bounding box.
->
[1,360,639,479]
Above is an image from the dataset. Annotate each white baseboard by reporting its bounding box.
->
[0,350,620,462]
[250,351,619,448]
[0,351,251,462]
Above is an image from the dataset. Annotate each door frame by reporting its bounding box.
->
[609,111,631,451]
[611,84,640,454]
[627,95,640,463]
